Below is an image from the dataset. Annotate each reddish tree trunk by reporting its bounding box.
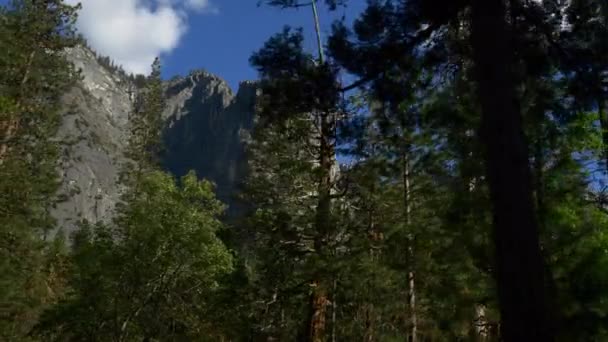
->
[402,149,417,342]
[0,118,19,163]
[309,106,333,341]
[309,281,329,342]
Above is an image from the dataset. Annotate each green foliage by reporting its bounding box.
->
[125,57,165,173]
[36,171,233,341]
[236,116,322,338]
[250,27,340,124]
[3,0,608,341]
[32,52,235,341]
[244,4,347,340]
[0,1,79,339]
[233,0,608,340]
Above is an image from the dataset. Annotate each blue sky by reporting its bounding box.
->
[161,1,366,91]
[29,0,367,92]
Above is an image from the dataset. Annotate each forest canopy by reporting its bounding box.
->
[2,0,608,341]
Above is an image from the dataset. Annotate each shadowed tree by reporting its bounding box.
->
[249,24,343,340]
[328,0,559,339]
[0,0,79,339]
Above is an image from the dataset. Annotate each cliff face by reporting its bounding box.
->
[53,47,256,233]
[53,46,133,233]
[163,72,257,216]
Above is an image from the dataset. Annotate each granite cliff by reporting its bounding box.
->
[53,46,256,233]
[163,71,257,217]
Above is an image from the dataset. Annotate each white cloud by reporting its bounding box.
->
[186,0,210,11]
[158,0,217,12]
[67,0,215,75]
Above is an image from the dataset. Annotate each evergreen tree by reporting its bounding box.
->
[0,0,79,339]
[327,1,570,338]
[561,0,608,172]
[247,4,345,336]
[36,58,234,341]
[125,57,165,178]
[36,171,233,341]
[3,0,608,340]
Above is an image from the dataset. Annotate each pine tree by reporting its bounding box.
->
[241,115,321,339]
[327,1,567,339]
[561,0,608,172]
[36,58,234,341]
[0,0,79,339]
[37,171,234,341]
[125,57,164,178]
[248,1,345,335]
[2,0,605,340]
[236,1,608,340]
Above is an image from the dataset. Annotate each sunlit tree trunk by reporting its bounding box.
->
[402,146,417,342]
[310,107,333,341]
[308,2,334,340]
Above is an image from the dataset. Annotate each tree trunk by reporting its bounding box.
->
[473,304,489,342]
[309,281,329,342]
[306,1,332,338]
[470,0,554,340]
[362,180,382,341]
[0,118,19,163]
[331,279,337,342]
[309,106,333,341]
[364,303,375,342]
[402,148,417,342]
[310,0,325,64]
[533,110,560,336]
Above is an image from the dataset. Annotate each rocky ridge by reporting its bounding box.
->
[52,46,133,233]
[163,72,257,216]
[52,46,256,233]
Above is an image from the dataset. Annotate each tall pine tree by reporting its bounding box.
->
[0,1,79,339]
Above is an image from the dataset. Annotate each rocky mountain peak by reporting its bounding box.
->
[164,69,235,122]
[53,46,256,233]
[163,75,256,218]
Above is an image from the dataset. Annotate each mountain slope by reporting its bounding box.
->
[52,46,133,233]
[53,46,256,234]
[163,72,257,216]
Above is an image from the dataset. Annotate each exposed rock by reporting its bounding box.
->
[52,46,133,234]
[163,72,257,217]
[52,46,257,234]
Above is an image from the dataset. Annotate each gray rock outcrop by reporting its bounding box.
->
[52,46,256,234]
[163,71,257,217]
[52,46,133,233]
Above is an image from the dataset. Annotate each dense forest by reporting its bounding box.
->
[2,0,608,341]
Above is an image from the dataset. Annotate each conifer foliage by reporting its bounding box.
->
[240,0,608,340]
[36,58,234,341]
[3,0,608,341]
[0,1,79,339]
